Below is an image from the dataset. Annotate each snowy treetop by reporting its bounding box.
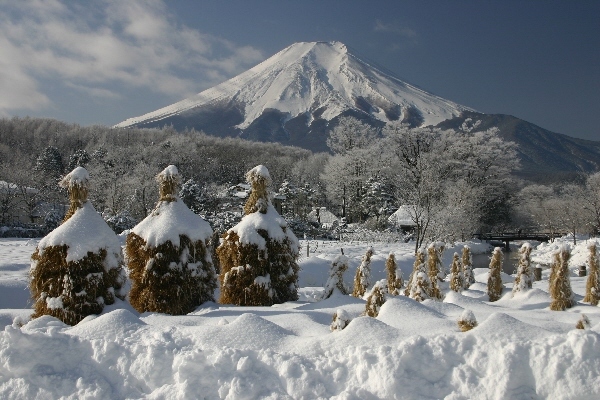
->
[246,165,271,186]
[158,165,179,179]
[37,201,121,268]
[132,198,212,248]
[60,167,90,188]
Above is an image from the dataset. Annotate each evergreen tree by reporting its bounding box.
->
[30,167,125,325]
[352,247,374,298]
[426,242,444,299]
[487,247,504,302]
[35,146,64,178]
[449,252,464,292]
[584,243,600,305]
[386,252,403,295]
[407,249,431,302]
[126,165,217,315]
[549,245,575,311]
[320,252,350,300]
[512,242,533,296]
[217,165,299,306]
[462,245,475,289]
[67,149,91,170]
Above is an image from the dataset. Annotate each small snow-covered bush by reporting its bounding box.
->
[407,249,431,302]
[458,309,478,332]
[512,242,533,296]
[462,245,475,289]
[30,167,125,325]
[217,165,299,306]
[584,243,600,306]
[549,244,575,311]
[449,252,464,292]
[364,279,388,317]
[331,309,352,332]
[352,247,373,298]
[386,252,403,295]
[576,314,591,330]
[487,247,504,302]
[320,252,349,300]
[427,242,444,300]
[126,165,217,315]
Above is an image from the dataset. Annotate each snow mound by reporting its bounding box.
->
[68,309,145,339]
[132,198,212,247]
[474,312,553,341]
[230,204,298,251]
[37,201,121,265]
[377,297,456,335]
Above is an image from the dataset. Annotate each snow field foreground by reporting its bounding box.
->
[1,238,600,398]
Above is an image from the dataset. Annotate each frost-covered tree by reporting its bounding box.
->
[217,165,300,306]
[487,247,504,302]
[427,242,445,299]
[457,309,478,332]
[35,146,64,178]
[30,167,125,325]
[67,149,91,170]
[386,252,403,295]
[320,252,349,300]
[462,245,475,289]
[407,249,431,302]
[326,116,380,156]
[584,243,600,305]
[125,165,217,315]
[331,309,352,332]
[549,245,575,311]
[582,172,600,235]
[352,247,374,298]
[449,252,464,292]
[512,243,533,296]
[364,279,388,317]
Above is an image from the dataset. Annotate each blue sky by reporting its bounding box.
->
[1,0,598,141]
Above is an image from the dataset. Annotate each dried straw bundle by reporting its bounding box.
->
[30,167,124,325]
[549,245,575,311]
[512,243,533,296]
[583,243,600,305]
[352,247,374,298]
[386,252,403,295]
[125,165,216,314]
[407,249,431,302]
[487,247,504,302]
[457,310,478,332]
[364,282,387,317]
[218,165,299,306]
[320,253,349,300]
[330,309,351,332]
[426,243,444,300]
[449,252,464,292]
[462,245,475,289]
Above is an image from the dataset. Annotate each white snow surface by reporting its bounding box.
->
[1,237,600,398]
[132,198,213,248]
[60,166,89,187]
[115,41,471,130]
[37,201,121,266]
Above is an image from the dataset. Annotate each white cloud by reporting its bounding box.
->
[0,0,264,114]
[374,20,417,38]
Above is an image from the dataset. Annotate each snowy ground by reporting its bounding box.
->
[1,237,600,399]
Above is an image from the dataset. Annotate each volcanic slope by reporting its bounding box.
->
[115,41,471,152]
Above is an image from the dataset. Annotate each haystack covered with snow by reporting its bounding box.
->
[217,165,299,306]
[30,167,125,325]
[125,165,216,315]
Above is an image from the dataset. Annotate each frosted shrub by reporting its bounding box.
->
[426,242,444,299]
[457,309,478,332]
[407,249,431,302]
[320,252,349,300]
[364,279,388,317]
[30,167,125,325]
[512,242,533,296]
[217,165,299,306]
[386,252,403,295]
[487,247,504,302]
[126,165,217,315]
[584,243,600,305]
[576,314,591,330]
[549,245,575,311]
[449,252,464,292]
[462,245,475,289]
[331,309,352,332]
[352,247,373,298]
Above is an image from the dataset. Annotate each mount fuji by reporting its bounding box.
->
[115,41,471,152]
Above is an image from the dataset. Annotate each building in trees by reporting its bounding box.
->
[386,252,403,295]
[30,167,125,325]
[549,245,575,311]
[320,252,349,300]
[352,247,374,298]
[462,245,475,289]
[512,243,533,296]
[584,243,600,306]
[125,165,217,315]
[449,252,464,292]
[217,165,300,306]
[487,247,504,302]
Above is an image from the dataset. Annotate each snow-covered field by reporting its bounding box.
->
[1,237,600,399]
